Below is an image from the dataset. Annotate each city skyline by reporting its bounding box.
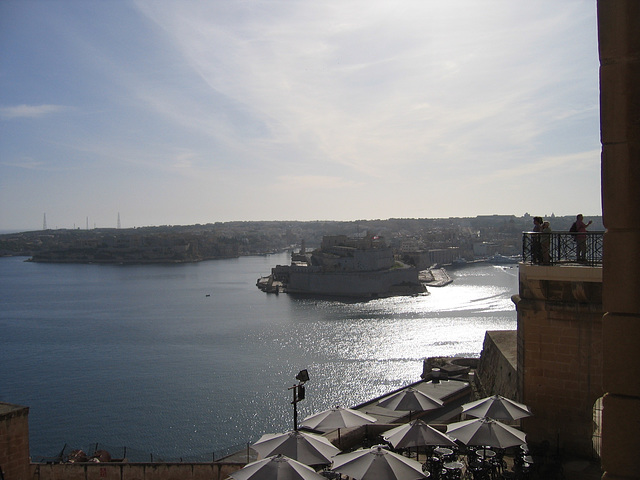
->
[1,1,601,231]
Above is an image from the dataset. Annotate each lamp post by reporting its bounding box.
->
[290,369,309,431]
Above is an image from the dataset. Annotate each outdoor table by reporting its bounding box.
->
[515,456,534,477]
[475,449,496,460]
[434,447,454,461]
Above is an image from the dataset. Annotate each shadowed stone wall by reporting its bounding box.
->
[32,462,244,480]
[0,403,30,480]
[515,264,603,457]
[476,330,517,401]
[598,1,640,479]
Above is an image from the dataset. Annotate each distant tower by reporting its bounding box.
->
[43,213,47,230]
[117,212,121,229]
[86,216,89,230]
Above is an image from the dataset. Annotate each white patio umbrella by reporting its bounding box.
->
[383,419,457,449]
[251,430,340,466]
[230,454,327,480]
[446,417,527,449]
[378,387,444,419]
[301,405,377,449]
[301,406,377,431]
[331,445,427,480]
[461,395,532,421]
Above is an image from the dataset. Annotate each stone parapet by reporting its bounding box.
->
[0,403,30,480]
[32,462,243,480]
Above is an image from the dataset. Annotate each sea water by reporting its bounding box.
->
[0,253,518,461]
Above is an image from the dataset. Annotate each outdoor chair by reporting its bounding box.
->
[319,470,341,480]
[424,455,443,479]
[442,460,464,480]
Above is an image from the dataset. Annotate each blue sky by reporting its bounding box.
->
[1,0,601,231]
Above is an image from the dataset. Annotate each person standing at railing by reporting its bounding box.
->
[575,214,592,262]
[532,216,543,263]
[541,221,552,264]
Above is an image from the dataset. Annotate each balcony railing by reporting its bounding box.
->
[522,231,604,266]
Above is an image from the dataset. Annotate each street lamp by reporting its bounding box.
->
[290,369,309,431]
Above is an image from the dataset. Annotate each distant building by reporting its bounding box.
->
[473,242,499,257]
[259,234,426,298]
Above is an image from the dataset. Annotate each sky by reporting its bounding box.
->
[0,0,601,231]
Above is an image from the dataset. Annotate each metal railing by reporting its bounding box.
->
[522,231,604,266]
[31,440,253,464]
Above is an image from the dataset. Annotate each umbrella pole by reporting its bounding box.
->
[292,384,298,431]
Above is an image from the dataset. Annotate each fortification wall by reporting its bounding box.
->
[515,264,603,458]
[32,461,243,480]
[287,267,421,297]
[476,330,518,400]
[0,403,30,480]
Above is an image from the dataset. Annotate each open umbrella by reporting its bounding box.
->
[301,406,377,431]
[331,445,427,480]
[383,419,457,449]
[461,395,532,421]
[446,417,527,449]
[301,405,377,448]
[251,430,340,466]
[230,454,327,480]
[377,387,443,419]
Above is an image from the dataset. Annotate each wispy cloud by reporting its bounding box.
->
[0,157,46,170]
[0,0,601,229]
[133,0,597,179]
[272,174,362,191]
[0,104,68,119]
[475,149,601,186]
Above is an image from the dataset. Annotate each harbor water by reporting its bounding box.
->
[0,252,518,461]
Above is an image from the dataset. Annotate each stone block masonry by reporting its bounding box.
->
[598,1,640,478]
[0,403,30,480]
[32,462,243,480]
[476,330,517,401]
[515,264,603,458]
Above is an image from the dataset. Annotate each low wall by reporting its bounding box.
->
[476,330,518,400]
[32,461,243,480]
[0,403,30,480]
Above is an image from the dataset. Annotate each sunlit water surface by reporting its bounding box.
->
[0,253,517,460]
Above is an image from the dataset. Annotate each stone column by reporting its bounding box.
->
[598,2,640,479]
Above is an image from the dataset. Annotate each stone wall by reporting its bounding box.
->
[476,330,517,401]
[0,403,30,480]
[515,264,603,457]
[598,1,640,479]
[32,461,243,480]
[287,267,422,297]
